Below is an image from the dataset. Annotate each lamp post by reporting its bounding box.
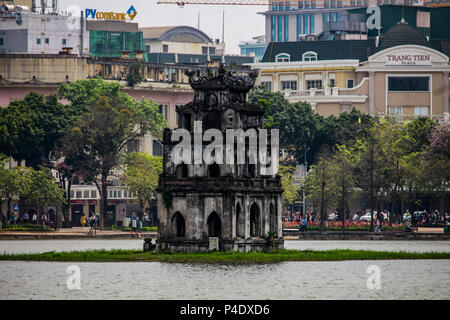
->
[303,146,309,218]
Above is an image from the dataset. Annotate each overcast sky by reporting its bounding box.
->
[59,0,266,54]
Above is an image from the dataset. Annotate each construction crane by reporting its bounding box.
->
[156,0,277,6]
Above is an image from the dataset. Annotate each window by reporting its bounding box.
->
[277,16,283,41]
[304,0,309,9]
[303,51,317,61]
[153,139,163,156]
[76,191,82,199]
[127,139,140,153]
[0,38,3,46]
[296,15,302,41]
[37,38,41,45]
[162,44,168,53]
[202,46,208,54]
[323,13,328,22]
[124,190,128,198]
[209,47,216,55]
[309,14,315,34]
[329,12,335,22]
[62,39,67,45]
[275,53,290,62]
[146,45,150,52]
[83,190,89,198]
[298,1,303,9]
[278,2,284,10]
[91,190,97,199]
[303,14,308,34]
[336,12,341,21]
[284,15,289,42]
[271,16,276,41]
[70,190,75,199]
[388,77,429,92]
[281,81,297,91]
[324,0,329,8]
[347,79,354,88]
[311,0,316,8]
[285,2,290,10]
[330,79,336,87]
[389,106,402,115]
[261,81,272,91]
[415,106,429,116]
[45,38,49,44]
[306,80,322,89]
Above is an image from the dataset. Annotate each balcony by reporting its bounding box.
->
[282,87,340,98]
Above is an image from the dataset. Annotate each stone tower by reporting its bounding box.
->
[156,65,284,252]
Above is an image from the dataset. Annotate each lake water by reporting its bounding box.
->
[0,239,449,254]
[0,239,449,300]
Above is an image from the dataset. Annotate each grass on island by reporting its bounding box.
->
[0,249,449,263]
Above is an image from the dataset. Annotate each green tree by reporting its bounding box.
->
[123,152,162,217]
[0,156,22,221]
[329,144,358,230]
[0,92,80,169]
[304,155,337,231]
[127,61,144,87]
[63,80,166,228]
[278,165,301,207]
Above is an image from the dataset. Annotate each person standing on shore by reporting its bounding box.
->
[80,214,86,229]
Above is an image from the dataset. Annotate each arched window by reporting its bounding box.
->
[207,211,222,237]
[269,202,277,235]
[208,163,220,178]
[172,211,185,237]
[177,164,189,178]
[250,203,260,237]
[275,53,290,62]
[302,51,318,61]
[235,203,244,238]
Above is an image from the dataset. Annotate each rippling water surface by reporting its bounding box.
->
[0,239,449,300]
[0,239,449,254]
[0,260,448,300]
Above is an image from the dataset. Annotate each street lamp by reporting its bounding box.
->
[303,146,310,218]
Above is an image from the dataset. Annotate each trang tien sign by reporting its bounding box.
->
[386,53,431,66]
[85,5,137,21]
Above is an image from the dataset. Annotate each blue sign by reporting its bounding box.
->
[13,204,19,211]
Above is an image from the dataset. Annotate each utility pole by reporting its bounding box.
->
[222,10,225,43]
[303,147,308,218]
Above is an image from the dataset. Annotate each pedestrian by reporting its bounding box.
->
[32,212,37,224]
[131,212,137,232]
[375,217,381,233]
[11,214,16,225]
[22,212,29,224]
[80,213,86,229]
[42,213,48,227]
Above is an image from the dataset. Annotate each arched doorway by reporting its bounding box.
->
[172,211,185,237]
[250,203,260,237]
[208,163,220,178]
[207,211,222,237]
[177,164,189,178]
[269,202,276,235]
[235,203,244,238]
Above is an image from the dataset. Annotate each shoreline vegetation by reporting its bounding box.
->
[1,249,449,263]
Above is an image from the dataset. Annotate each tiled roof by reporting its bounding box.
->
[262,40,376,63]
[140,26,175,39]
[377,22,430,52]
[429,40,450,58]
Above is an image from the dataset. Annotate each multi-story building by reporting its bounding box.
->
[250,21,450,119]
[262,1,450,44]
[140,26,225,56]
[239,35,266,62]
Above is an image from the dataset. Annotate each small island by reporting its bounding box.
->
[1,249,449,264]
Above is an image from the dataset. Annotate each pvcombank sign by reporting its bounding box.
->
[85,5,137,21]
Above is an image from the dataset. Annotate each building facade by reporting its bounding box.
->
[251,22,450,119]
[262,2,450,44]
[239,35,266,62]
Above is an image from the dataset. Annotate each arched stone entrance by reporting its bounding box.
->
[172,211,185,237]
[235,203,244,238]
[250,203,260,237]
[207,211,222,237]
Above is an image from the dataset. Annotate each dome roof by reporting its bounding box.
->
[379,22,430,51]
